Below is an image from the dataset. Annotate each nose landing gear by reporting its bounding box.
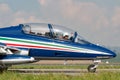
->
[87,64,97,72]
[87,60,101,73]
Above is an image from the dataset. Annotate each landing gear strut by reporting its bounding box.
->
[87,60,101,73]
[0,65,9,73]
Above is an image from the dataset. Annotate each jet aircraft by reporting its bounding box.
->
[0,23,116,72]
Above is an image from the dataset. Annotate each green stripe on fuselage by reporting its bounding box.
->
[0,37,82,51]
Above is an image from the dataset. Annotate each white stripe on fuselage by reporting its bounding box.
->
[0,37,111,55]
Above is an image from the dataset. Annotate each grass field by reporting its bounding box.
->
[0,64,119,80]
[0,71,120,80]
[10,64,120,69]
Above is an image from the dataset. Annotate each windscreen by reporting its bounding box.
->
[75,35,90,44]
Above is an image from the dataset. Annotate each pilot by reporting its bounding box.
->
[63,33,69,40]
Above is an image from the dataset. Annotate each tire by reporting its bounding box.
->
[87,64,96,73]
[0,66,4,73]
[0,65,8,73]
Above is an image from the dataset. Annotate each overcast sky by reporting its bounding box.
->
[0,0,120,47]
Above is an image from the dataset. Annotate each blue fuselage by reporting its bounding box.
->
[0,24,116,61]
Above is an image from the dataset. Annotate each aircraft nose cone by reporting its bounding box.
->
[106,49,117,58]
[95,45,117,59]
[111,51,116,58]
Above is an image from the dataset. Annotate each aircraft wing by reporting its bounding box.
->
[0,42,35,65]
[0,43,21,55]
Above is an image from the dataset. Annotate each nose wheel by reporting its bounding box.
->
[87,64,96,72]
[87,60,101,73]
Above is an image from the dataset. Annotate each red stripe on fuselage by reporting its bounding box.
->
[6,43,70,51]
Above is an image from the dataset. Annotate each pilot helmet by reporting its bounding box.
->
[63,33,69,37]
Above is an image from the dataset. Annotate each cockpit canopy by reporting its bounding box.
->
[22,23,90,44]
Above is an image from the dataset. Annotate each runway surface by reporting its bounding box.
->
[8,69,120,75]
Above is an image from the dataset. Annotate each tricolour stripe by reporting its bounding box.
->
[0,37,111,55]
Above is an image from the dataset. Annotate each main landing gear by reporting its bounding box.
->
[0,65,9,73]
[87,60,101,73]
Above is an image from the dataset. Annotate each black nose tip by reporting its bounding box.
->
[111,51,116,58]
